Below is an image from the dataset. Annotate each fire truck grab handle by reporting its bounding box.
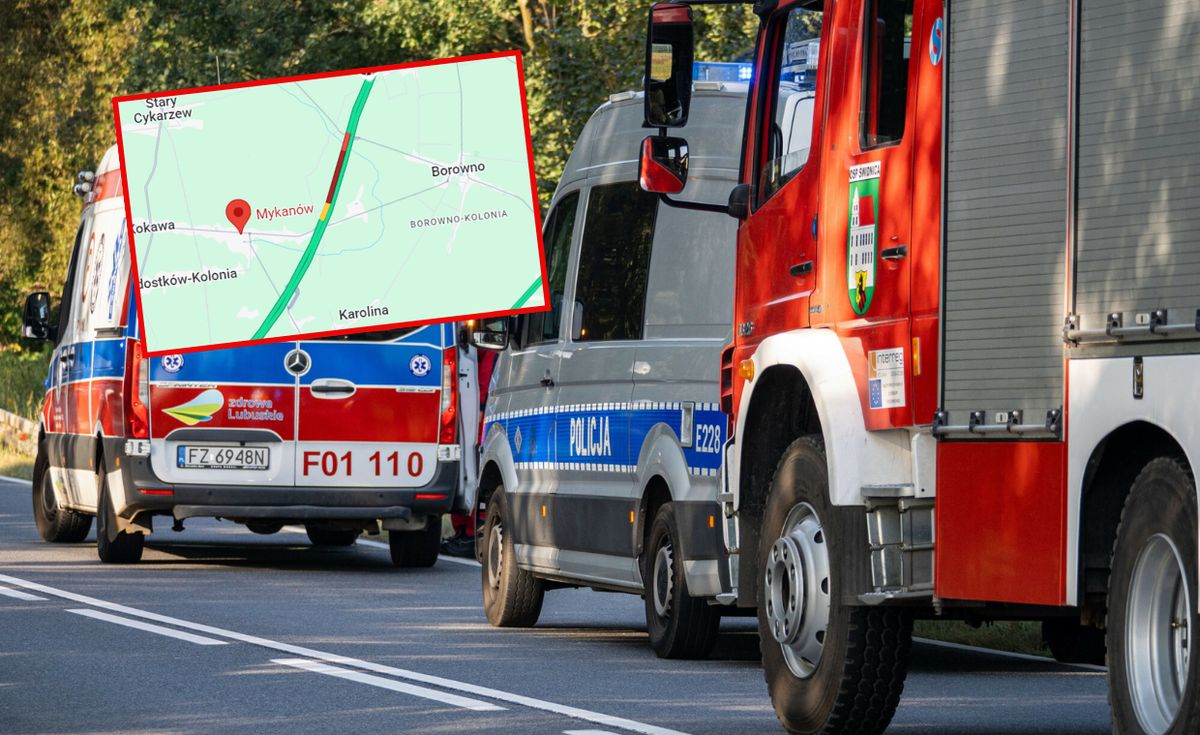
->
[881,245,908,260]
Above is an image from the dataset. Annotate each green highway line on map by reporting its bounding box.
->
[511,276,543,309]
[252,77,375,340]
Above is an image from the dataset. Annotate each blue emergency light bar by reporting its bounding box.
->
[693,61,753,82]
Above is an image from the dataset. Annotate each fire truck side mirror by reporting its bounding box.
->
[644,2,694,129]
[639,135,689,195]
[469,317,510,352]
[21,291,54,341]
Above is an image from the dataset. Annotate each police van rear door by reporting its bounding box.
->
[294,324,449,488]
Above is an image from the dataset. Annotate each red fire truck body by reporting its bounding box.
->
[639,0,1199,733]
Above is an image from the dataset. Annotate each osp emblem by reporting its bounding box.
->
[847,162,881,315]
[409,354,432,377]
[162,389,224,426]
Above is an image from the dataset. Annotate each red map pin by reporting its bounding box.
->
[225,198,251,234]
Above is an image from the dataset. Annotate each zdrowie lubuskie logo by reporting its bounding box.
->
[162,389,224,425]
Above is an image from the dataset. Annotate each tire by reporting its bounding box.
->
[388,516,441,568]
[1042,618,1106,665]
[481,487,543,627]
[305,525,359,547]
[95,461,144,564]
[31,449,91,543]
[643,502,720,659]
[758,436,911,735]
[1107,456,1200,735]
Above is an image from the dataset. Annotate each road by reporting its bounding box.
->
[0,476,1111,734]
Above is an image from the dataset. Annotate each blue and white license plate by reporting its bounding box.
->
[176,445,268,470]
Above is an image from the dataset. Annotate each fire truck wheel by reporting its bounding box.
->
[305,525,359,547]
[95,462,144,564]
[1107,456,1200,735]
[388,515,440,568]
[758,436,911,735]
[1042,618,1106,665]
[643,502,720,659]
[481,487,543,627]
[31,450,91,543]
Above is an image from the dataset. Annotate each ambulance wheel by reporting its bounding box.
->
[96,462,143,564]
[31,450,91,543]
[644,502,720,659]
[388,516,440,568]
[305,525,359,547]
[1042,618,1106,665]
[759,436,911,735]
[1107,456,1200,735]
[482,487,543,627]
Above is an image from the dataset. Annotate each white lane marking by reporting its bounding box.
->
[0,573,689,735]
[67,608,229,646]
[281,524,481,567]
[913,637,1107,673]
[273,658,504,711]
[565,731,622,734]
[0,586,47,601]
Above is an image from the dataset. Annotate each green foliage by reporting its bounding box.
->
[0,348,51,420]
[0,0,758,345]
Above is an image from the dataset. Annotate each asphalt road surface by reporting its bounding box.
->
[0,475,1112,734]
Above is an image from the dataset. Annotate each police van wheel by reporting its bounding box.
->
[388,516,441,568]
[759,436,910,735]
[305,525,359,547]
[644,502,720,659]
[31,450,91,543]
[95,463,143,564]
[1107,457,1200,735]
[482,487,543,627]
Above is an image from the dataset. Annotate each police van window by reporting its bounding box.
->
[860,0,912,149]
[573,183,656,342]
[524,190,578,345]
[759,3,823,203]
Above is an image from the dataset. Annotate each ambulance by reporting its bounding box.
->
[468,82,745,658]
[21,145,477,565]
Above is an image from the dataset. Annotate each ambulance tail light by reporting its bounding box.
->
[125,339,150,439]
[439,346,458,446]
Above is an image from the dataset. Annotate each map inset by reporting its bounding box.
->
[115,53,545,355]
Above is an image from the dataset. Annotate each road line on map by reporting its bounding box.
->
[0,586,46,601]
[67,608,228,645]
[0,573,689,735]
[273,658,504,711]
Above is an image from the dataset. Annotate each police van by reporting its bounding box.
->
[469,83,743,658]
[21,145,477,565]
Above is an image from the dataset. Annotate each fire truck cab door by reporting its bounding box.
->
[823,0,920,428]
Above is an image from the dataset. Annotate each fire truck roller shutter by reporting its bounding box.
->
[941,0,1070,431]
[1072,0,1200,355]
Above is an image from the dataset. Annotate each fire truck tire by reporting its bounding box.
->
[482,487,543,627]
[1042,618,1106,665]
[388,516,440,568]
[305,525,359,547]
[759,436,911,735]
[1107,456,1199,735]
[643,502,720,659]
[31,450,91,543]
[95,463,144,564]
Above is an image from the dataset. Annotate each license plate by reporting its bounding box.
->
[177,445,269,470]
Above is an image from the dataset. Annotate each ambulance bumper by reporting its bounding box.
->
[108,437,459,520]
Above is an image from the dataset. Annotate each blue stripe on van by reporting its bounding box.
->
[485,403,725,475]
[149,342,295,384]
[297,341,442,387]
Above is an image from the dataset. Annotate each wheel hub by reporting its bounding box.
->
[487,521,504,591]
[652,541,675,618]
[763,502,831,679]
[1126,532,1191,735]
[41,474,57,519]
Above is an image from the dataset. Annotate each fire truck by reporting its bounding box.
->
[637,1,1198,733]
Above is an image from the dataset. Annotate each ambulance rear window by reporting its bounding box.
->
[319,326,417,342]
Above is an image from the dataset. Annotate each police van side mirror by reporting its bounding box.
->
[469,317,510,352]
[644,2,695,129]
[22,291,54,341]
[639,135,689,195]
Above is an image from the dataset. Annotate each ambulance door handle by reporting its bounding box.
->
[881,245,908,260]
[310,378,356,398]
